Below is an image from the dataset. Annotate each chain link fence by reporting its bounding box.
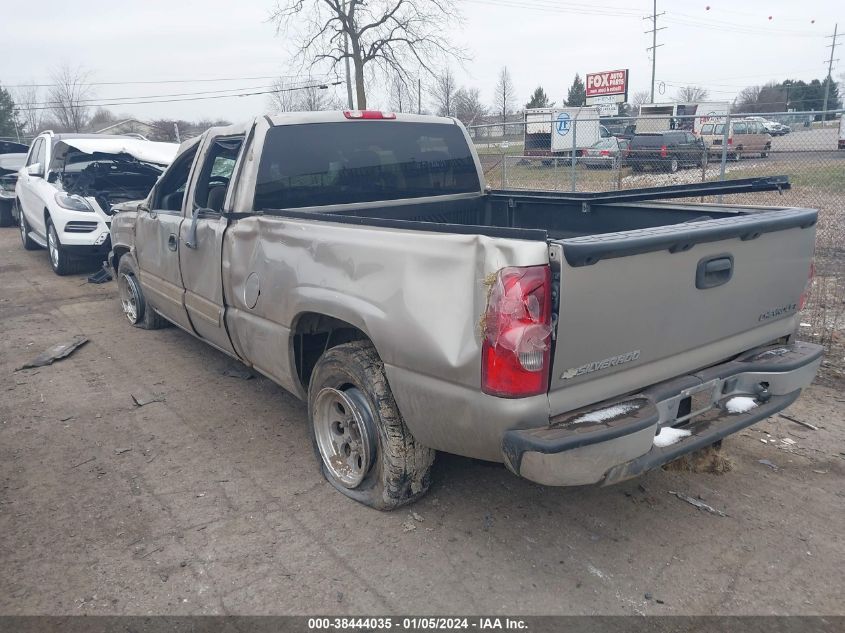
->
[470,110,845,371]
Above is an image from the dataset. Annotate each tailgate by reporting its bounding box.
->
[547,207,817,414]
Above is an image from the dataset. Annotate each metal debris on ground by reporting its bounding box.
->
[402,520,417,532]
[131,393,166,407]
[779,413,818,431]
[221,365,256,380]
[668,491,728,517]
[114,448,132,455]
[87,265,113,284]
[16,335,88,370]
[758,459,779,471]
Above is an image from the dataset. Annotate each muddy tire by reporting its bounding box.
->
[117,255,167,330]
[308,341,435,510]
[19,210,38,251]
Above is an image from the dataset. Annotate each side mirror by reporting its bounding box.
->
[26,163,44,178]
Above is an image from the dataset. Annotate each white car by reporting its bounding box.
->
[16,132,178,275]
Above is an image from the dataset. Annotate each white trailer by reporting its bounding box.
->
[638,102,730,134]
[524,107,606,155]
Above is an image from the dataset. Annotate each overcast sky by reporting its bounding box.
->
[1,0,842,124]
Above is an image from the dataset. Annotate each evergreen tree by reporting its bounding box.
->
[525,86,552,109]
[565,74,586,107]
[0,84,18,139]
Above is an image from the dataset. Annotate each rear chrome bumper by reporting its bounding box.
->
[502,341,823,487]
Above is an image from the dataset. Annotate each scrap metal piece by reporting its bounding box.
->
[668,491,728,517]
[16,335,88,370]
[131,393,166,407]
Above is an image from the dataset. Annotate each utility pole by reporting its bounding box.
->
[342,0,354,109]
[822,23,842,119]
[644,0,665,104]
[418,78,422,114]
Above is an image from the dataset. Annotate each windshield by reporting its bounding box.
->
[254,122,480,210]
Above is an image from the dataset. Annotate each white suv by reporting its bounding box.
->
[16,132,177,274]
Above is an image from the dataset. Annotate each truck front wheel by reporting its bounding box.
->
[117,256,167,329]
[308,341,435,510]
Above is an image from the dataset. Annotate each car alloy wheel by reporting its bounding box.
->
[312,386,376,489]
[47,224,60,270]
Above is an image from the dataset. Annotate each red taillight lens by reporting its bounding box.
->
[660,145,668,158]
[343,110,397,119]
[599,150,610,156]
[482,266,552,398]
[727,137,733,145]
[798,261,815,311]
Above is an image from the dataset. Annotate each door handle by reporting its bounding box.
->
[696,254,733,289]
[167,234,178,251]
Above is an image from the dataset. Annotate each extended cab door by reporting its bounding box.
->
[134,141,199,332]
[178,132,246,356]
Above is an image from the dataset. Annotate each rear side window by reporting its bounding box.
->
[700,124,714,135]
[734,122,747,134]
[254,122,480,210]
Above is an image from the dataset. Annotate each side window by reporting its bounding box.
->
[26,138,43,167]
[686,132,696,143]
[734,122,747,135]
[152,145,200,212]
[193,136,244,213]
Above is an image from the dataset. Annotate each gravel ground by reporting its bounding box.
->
[1,227,843,616]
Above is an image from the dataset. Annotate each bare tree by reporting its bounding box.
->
[734,85,762,112]
[629,90,650,116]
[493,66,515,124]
[431,67,457,117]
[676,85,709,102]
[454,87,486,127]
[13,85,43,136]
[47,65,94,132]
[299,84,340,111]
[389,73,418,113]
[268,78,304,113]
[268,0,467,110]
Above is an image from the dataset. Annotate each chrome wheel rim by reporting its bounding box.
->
[48,225,59,268]
[118,273,139,323]
[670,158,678,172]
[312,387,375,488]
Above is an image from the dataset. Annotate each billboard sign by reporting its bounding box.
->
[585,69,628,104]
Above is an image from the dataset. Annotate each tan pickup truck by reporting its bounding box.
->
[109,111,821,509]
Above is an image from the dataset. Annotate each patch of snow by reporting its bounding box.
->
[572,403,637,424]
[653,426,691,448]
[800,322,812,328]
[726,396,758,414]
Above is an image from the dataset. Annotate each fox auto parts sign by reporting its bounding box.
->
[585,69,628,101]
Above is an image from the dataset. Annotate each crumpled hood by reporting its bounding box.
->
[52,138,179,167]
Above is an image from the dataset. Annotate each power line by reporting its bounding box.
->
[3,73,330,89]
[13,81,343,112]
[644,0,665,103]
[23,83,280,108]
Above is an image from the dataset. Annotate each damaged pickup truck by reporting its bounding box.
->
[109,111,821,509]
[16,132,177,274]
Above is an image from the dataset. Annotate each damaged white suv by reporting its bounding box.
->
[16,132,177,274]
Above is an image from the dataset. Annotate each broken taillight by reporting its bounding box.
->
[343,110,397,120]
[660,145,668,158]
[798,261,815,311]
[482,266,552,398]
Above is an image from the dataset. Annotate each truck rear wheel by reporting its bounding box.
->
[117,256,167,330]
[308,341,435,510]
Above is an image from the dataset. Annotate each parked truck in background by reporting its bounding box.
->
[109,110,821,510]
[524,106,610,156]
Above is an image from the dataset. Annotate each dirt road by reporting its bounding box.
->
[1,227,843,615]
